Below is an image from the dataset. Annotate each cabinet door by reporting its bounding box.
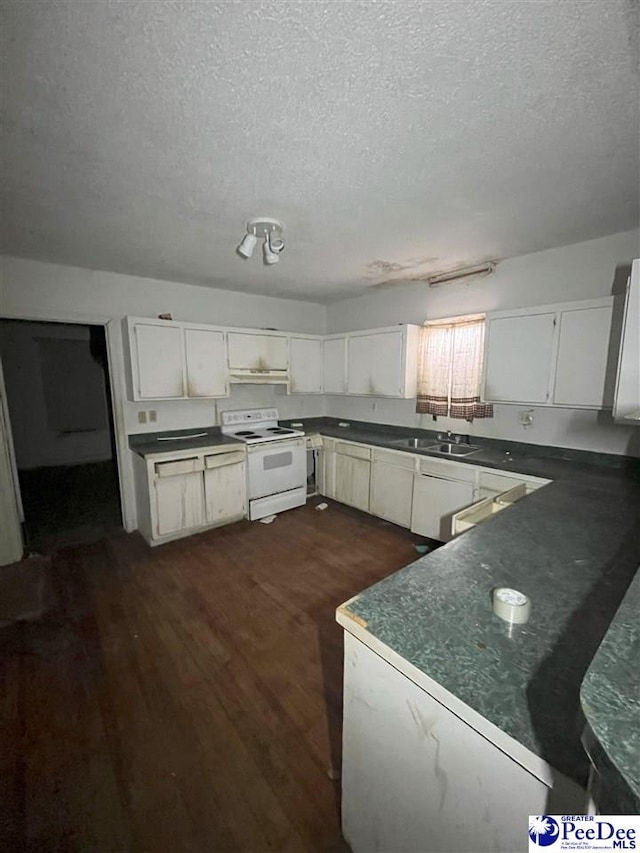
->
[335,453,371,512]
[227,333,288,371]
[154,472,204,537]
[184,328,228,398]
[135,323,185,399]
[411,474,474,541]
[204,461,246,524]
[483,313,556,404]
[553,306,612,408]
[323,337,347,394]
[348,331,404,397]
[322,449,337,499]
[289,337,323,393]
[370,460,414,528]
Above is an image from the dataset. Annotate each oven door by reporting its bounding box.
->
[247,438,306,499]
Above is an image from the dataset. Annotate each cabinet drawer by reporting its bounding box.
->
[418,457,476,483]
[155,457,204,477]
[452,483,526,534]
[479,469,548,494]
[204,450,245,469]
[335,442,371,461]
[372,447,416,471]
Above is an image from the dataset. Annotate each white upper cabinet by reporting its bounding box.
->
[483,312,557,404]
[553,304,613,408]
[131,320,186,399]
[483,298,615,409]
[613,259,640,421]
[227,332,288,371]
[289,336,323,394]
[323,336,348,394]
[347,325,419,398]
[126,317,229,401]
[184,327,228,398]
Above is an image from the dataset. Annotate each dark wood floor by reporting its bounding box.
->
[18,460,122,554]
[0,501,421,852]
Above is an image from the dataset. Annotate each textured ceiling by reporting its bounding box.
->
[1,0,638,302]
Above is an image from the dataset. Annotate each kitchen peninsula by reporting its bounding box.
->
[281,417,640,852]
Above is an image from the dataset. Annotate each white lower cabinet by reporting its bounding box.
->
[204,450,246,524]
[155,468,205,537]
[322,441,337,499]
[477,469,549,499]
[341,633,585,853]
[320,436,551,541]
[411,473,475,541]
[133,445,247,545]
[370,450,415,529]
[335,443,371,512]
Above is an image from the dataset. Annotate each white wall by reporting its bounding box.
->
[0,320,113,469]
[325,230,640,457]
[0,256,328,529]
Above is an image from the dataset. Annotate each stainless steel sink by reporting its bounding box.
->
[390,437,480,456]
[390,438,435,449]
[427,442,480,456]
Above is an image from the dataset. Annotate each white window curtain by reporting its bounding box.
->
[416,316,493,421]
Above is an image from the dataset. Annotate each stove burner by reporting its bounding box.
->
[267,428,294,434]
[236,430,257,436]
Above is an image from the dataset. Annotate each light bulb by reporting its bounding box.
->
[237,232,257,259]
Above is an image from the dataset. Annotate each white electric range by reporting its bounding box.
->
[220,409,307,520]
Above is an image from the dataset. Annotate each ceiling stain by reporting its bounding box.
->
[366,256,440,278]
[369,257,499,290]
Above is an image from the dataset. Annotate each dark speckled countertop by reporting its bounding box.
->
[129,427,242,457]
[281,417,640,808]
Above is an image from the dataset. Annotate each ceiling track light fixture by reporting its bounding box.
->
[427,261,496,287]
[237,218,285,265]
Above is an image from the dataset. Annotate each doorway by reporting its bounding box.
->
[0,319,122,553]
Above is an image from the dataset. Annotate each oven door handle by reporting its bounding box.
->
[247,438,305,453]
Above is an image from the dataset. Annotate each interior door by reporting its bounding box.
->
[0,358,24,565]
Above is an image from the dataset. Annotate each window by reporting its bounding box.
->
[416,314,493,421]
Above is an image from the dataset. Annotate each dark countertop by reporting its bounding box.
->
[129,427,243,457]
[281,416,640,487]
[581,569,640,810]
[281,417,640,805]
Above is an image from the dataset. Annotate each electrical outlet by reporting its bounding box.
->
[149,410,157,423]
[519,410,534,428]
[138,411,147,424]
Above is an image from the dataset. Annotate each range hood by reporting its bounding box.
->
[228,368,289,386]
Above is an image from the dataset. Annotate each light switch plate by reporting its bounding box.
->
[149,410,157,422]
[138,411,147,424]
